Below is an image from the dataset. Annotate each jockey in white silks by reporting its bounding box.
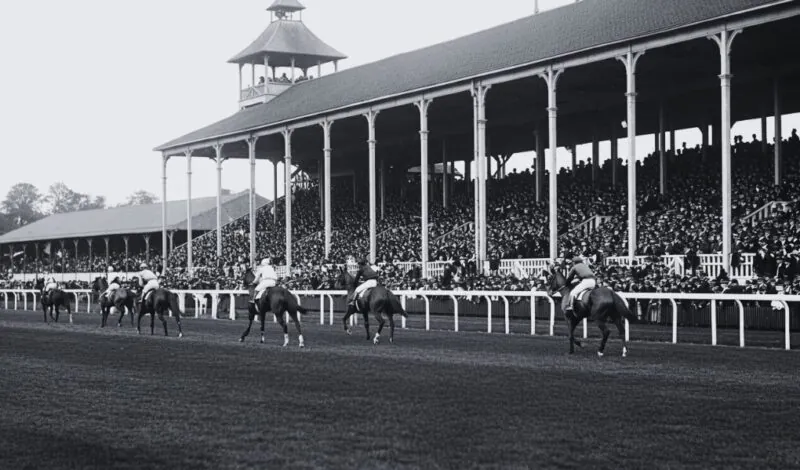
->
[348,258,380,305]
[103,276,122,301]
[564,256,596,313]
[138,263,159,303]
[252,258,278,301]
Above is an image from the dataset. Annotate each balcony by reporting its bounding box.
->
[239,81,294,108]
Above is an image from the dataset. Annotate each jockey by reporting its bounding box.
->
[348,258,380,306]
[138,262,159,304]
[103,276,121,301]
[252,257,278,302]
[43,275,58,297]
[565,256,596,313]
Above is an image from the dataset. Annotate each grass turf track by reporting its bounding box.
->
[1,310,799,470]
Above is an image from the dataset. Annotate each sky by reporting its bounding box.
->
[0,0,797,208]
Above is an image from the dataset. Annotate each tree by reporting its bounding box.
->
[2,183,43,227]
[45,182,106,214]
[123,190,159,206]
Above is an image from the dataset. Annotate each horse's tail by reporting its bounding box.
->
[169,292,183,318]
[611,291,637,323]
[389,292,407,318]
[295,300,308,315]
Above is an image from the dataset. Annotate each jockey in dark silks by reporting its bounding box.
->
[347,259,380,307]
[565,256,596,313]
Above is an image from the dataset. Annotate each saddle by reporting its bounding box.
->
[353,288,373,312]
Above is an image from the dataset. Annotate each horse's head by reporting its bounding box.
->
[545,265,568,296]
[92,277,107,292]
[34,277,44,290]
[243,268,255,287]
[334,267,354,290]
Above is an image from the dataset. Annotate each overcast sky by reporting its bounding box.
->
[0,0,796,206]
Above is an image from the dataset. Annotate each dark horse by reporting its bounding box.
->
[129,276,184,338]
[92,277,135,328]
[240,268,308,347]
[34,277,72,324]
[546,267,636,357]
[334,269,407,344]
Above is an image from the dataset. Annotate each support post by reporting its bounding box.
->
[539,67,563,261]
[591,135,599,188]
[380,155,386,219]
[214,144,225,262]
[104,237,110,268]
[472,84,490,272]
[711,28,742,277]
[617,50,644,261]
[161,154,169,271]
[143,235,150,263]
[185,150,193,272]
[123,236,129,275]
[761,107,768,155]
[247,137,258,267]
[273,160,278,224]
[611,124,619,188]
[321,120,333,259]
[416,99,432,278]
[365,110,379,264]
[442,139,448,208]
[774,78,782,186]
[659,104,666,195]
[283,128,294,269]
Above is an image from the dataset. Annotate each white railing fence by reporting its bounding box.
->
[1,289,796,351]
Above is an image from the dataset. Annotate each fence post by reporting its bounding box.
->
[449,295,459,332]
[422,295,430,331]
[501,295,510,334]
[530,293,537,335]
[783,301,791,351]
[735,299,744,348]
[710,299,717,346]
[669,298,678,344]
[229,294,236,321]
[484,296,492,333]
[401,295,407,329]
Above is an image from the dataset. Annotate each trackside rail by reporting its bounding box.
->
[1,289,797,351]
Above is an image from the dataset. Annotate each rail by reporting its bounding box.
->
[740,200,795,225]
[1,289,797,351]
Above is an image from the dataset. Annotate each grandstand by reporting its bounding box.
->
[144,0,800,295]
[0,191,268,283]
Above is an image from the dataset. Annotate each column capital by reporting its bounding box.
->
[616,49,645,74]
[363,109,380,124]
[537,66,564,90]
[282,127,294,140]
[183,149,193,158]
[246,135,259,148]
[709,29,742,54]
[319,120,334,133]
[414,98,432,117]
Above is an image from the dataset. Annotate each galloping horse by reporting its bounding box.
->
[335,269,407,344]
[92,277,135,328]
[34,277,72,324]
[240,268,308,348]
[546,267,635,357]
[129,276,184,338]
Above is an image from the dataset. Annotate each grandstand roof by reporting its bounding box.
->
[0,191,270,245]
[228,18,347,68]
[267,0,305,13]
[157,0,783,152]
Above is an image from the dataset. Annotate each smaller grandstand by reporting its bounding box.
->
[0,191,269,282]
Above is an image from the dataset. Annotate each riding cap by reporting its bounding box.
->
[139,262,148,270]
[572,256,583,264]
[107,266,114,273]
[261,257,271,266]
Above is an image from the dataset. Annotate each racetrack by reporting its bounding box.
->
[2,310,799,470]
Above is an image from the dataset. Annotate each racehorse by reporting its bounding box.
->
[34,277,72,324]
[129,276,184,338]
[546,267,636,357]
[91,277,135,328]
[335,268,408,344]
[240,268,308,348]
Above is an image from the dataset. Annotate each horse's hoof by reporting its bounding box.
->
[178,333,183,339]
[239,337,245,343]
[597,351,604,357]
[346,328,352,335]
[299,343,305,349]
[575,341,583,348]
[622,347,628,358]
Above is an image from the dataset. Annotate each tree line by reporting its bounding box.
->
[0,182,159,235]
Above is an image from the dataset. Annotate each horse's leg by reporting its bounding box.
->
[137,309,146,335]
[42,304,48,323]
[150,310,156,335]
[239,305,257,342]
[158,310,169,337]
[362,311,370,341]
[388,313,396,344]
[597,321,611,357]
[615,317,628,358]
[275,310,289,347]
[172,305,183,338]
[54,306,60,323]
[373,311,386,345]
[130,302,135,327]
[290,309,304,348]
[260,311,268,344]
[117,305,125,327]
[342,304,355,334]
[66,301,72,324]
[567,315,579,354]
